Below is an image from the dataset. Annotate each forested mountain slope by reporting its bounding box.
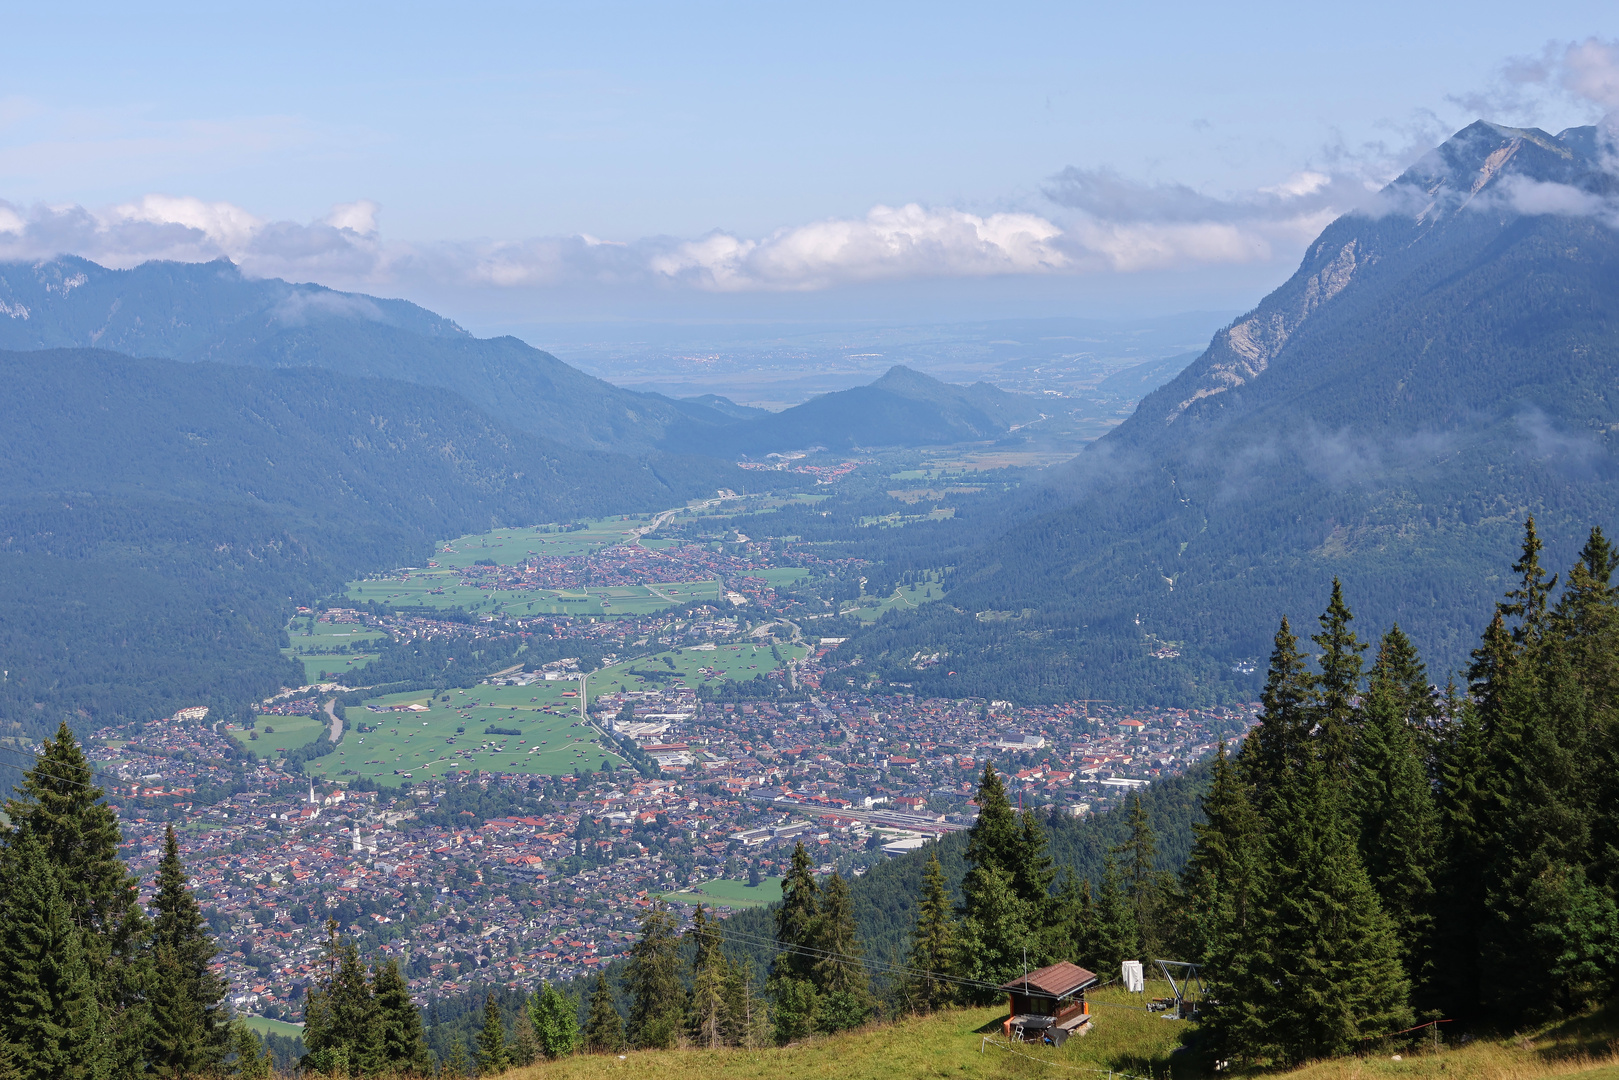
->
[0,258,736,451]
[0,348,751,737]
[849,121,1619,704]
[660,365,1044,456]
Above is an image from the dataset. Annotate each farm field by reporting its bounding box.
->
[304,680,624,788]
[596,642,810,694]
[224,713,326,756]
[662,876,786,910]
[346,575,722,616]
[434,517,655,567]
[281,618,388,682]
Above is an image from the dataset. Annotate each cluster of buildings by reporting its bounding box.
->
[81,665,1251,1021]
[437,537,800,593]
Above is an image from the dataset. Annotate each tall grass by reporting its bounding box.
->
[404,982,1619,1080]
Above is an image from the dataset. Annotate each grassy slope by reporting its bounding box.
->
[507,991,1619,1080]
[239,1014,305,1039]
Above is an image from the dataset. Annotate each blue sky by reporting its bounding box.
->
[2,2,1618,329]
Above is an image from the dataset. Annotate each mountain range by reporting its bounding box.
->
[851,121,1619,702]
[0,259,1042,456]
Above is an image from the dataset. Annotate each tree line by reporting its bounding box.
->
[1181,518,1619,1065]
[0,722,269,1079]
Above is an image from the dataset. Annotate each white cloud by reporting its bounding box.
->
[1453,37,1619,127]
[649,204,1068,291]
[1559,39,1619,113]
[110,194,264,252]
[1499,175,1608,217]
[324,199,379,236]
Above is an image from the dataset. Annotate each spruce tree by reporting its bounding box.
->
[1118,794,1162,956]
[1429,686,1492,1021]
[444,1037,470,1079]
[1312,578,1367,772]
[810,872,871,1032]
[769,841,822,1033]
[302,921,379,1075]
[1500,515,1556,645]
[228,1020,272,1079]
[625,901,684,1049]
[1352,628,1438,988]
[372,958,433,1074]
[725,959,771,1048]
[147,824,228,1078]
[330,935,382,1074]
[583,972,624,1053]
[904,852,957,1011]
[1179,743,1261,969]
[476,994,508,1075]
[958,764,1039,998]
[1011,810,1056,910]
[773,842,820,982]
[1244,617,1315,816]
[0,835,104,1080]
[957,864,1030,1000]
[511,1008,539,1067]
[3,722,146,1074]
[1238,751,1409,1064]
[1552,529,1619,896]
[1046,869,1094,968]
[688,907,729,1048]
[1553,527,1619,714]
[964,764,1018,883]
[1480,629,1614,1018]
[1089,852,1139,977]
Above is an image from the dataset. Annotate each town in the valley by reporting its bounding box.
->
[81,493,1256,1026]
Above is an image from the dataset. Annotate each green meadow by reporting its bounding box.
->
[281,617,388,682]
[240,1015,305,1039]
[663,876,786,910]
[224,713,327,756]
[597,642,811,694]
[433,518,652,567]
[304,679,624,788]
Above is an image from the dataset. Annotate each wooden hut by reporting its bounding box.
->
[1000,962,1098,1045]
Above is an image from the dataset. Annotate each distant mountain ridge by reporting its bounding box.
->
[851,120,1619,703]
[0,257,735,451]
[662,364,1044,455]
[0,256,1043,457]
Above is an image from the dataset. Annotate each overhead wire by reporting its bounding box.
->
[0,743,106,792]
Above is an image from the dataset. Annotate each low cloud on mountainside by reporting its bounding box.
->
[4,38,1618,301]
